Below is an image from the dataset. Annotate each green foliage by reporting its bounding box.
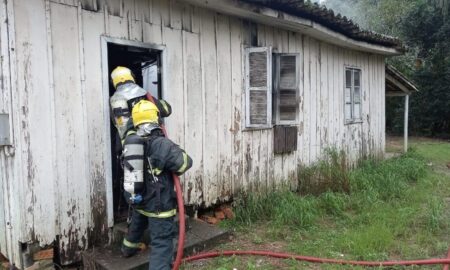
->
[298,149,350,195]
[231,190,320,229]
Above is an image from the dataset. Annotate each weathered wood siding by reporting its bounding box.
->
[0,0,385,266]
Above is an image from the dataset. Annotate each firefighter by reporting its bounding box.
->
[110,66,171,140]
[121,100,192,270]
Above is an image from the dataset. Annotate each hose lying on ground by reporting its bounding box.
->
[183,250,450,268]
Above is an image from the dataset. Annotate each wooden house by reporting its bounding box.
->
[0,0,404,267]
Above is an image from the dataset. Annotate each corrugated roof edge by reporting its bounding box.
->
[242,0,405,51]
[386,64,419,92]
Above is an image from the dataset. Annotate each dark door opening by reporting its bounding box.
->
[107,42,163,222]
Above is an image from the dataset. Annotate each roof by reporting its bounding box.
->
[242,0,404,51]
[386,65,418,96]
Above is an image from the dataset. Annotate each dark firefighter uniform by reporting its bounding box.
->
[122,100,192,270]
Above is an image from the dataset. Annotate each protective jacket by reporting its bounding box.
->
[136,129,192,214]
[110,82,172,139]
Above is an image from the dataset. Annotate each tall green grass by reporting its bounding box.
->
[229,149,427,232]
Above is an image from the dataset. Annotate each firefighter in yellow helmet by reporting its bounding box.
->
[109,66,172,139]
[121,100,192,270]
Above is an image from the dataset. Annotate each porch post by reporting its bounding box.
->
[404,94,409,152]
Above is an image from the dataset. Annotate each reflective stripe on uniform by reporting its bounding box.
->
[123,238,141,248]
[177,152,189,173]
[137,208,177,218]
[152,167,162,175]
[160,100,170,114]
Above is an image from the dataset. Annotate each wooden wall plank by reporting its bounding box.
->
[302,35,311,165]
[287,30,298,189]
[129,19,143,41]
[264,25,275,190]
[80,9,109,244]
[230,18,243,195]
[170,0,183,29]
[12,0,57,247]
[152,0,169,27]
[216,14,233,200]
[380,56,386,155]
[134,0,151,23]
[181,4,192,32]
[183,31,203,205]
[50,2,89,263]
[143,21,162,44]
[309,38,318,163]
[199,10,218,204]
[162,27,184,145]
[328,44,335,149]
[108,14,128,39]
[255,24,266,192]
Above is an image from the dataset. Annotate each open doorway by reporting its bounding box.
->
[104,39,164,222]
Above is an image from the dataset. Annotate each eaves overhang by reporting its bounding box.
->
[180,0,404,56]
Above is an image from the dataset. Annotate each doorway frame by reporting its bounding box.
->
[100,36,166,227]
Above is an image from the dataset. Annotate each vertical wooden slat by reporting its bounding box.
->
[264,25,275,190]
[183,31,203,205]
[216,14,233,200]
[152,0,169,26]
[230,18,243,195]
[0,0,13,246]
[318,42,325,157]
[12,0,59,251]
[143,21,162,44]
[256,24,266,192]
[81,9,109,243]
[181,4,192,32]
[170,0,182,29]
[302,35,310,165]
[50,2,88,263]
[130,19,143,41]
[287,31,298,189]
[328,44,335,149]
[309,38,318,163]
[162,27,184,146]
[199,10,218,204]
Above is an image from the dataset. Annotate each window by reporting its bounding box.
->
[244,47,300,128]
[273,54,299,124]
[244,47,272,128]
[345,68,362,123]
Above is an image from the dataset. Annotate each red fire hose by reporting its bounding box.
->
[183,250,450,268]
[148,95,450,270]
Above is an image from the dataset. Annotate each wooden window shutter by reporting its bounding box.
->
[245,47,272,128]
[274,125,298,154]
[274,54,299,124]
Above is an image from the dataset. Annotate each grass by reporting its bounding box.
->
[182,139,450,270]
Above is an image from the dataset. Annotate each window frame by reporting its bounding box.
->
[273,53,300,126]
[344,66,363,124]
[244,46,273,129]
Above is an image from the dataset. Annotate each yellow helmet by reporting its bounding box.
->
[132,100,159,127]
[111,66,135,88]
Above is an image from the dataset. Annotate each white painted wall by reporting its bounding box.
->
[0,0,386,266]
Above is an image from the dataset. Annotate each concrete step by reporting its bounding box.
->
[82,218,230,270]
[111,214,190,246]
